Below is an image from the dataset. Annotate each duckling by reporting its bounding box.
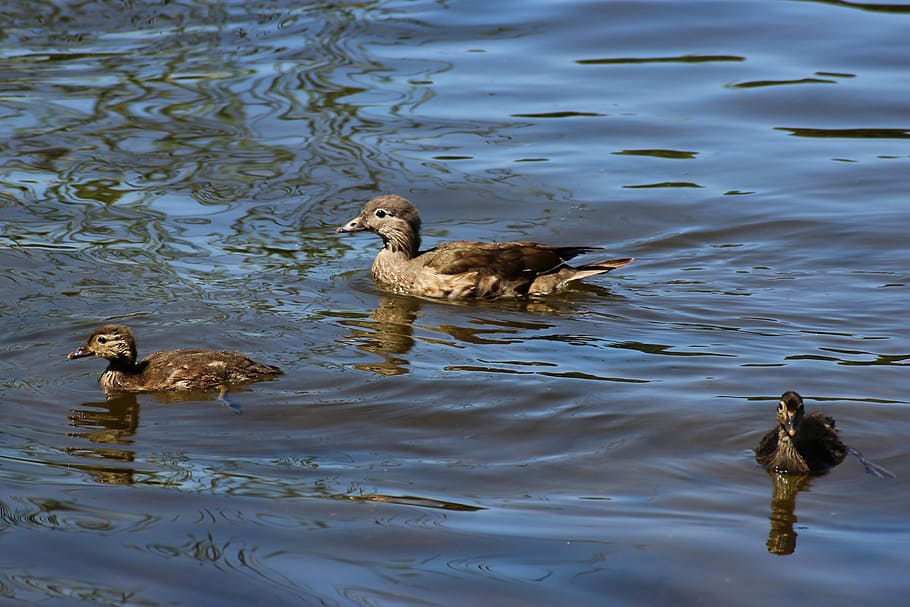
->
[68,324,282,394]
[755,391,848,474]
[336,194,633,300]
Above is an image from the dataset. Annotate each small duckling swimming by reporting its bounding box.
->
[68,324,282,394]
[755,391,848,474]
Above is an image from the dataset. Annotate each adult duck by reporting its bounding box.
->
[337,194,633,300]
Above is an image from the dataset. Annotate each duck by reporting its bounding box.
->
[68,324,283,393]
[755,391,848,474]
[336,194,633,300]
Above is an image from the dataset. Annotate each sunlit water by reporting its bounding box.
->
[1,1,908,605]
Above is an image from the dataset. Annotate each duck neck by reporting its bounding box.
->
[382,227,420,259]
[105,356,141,375]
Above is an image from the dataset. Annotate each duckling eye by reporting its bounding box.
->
[777,402,784,411]
[98,336,108,344]
[374,208,388,219]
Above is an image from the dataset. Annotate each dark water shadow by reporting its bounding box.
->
[763,470,812,555]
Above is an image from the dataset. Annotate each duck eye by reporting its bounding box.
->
[374,209,388,218]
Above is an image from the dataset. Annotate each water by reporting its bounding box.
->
[2,0,909,605]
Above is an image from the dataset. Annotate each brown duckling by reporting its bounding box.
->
[68,324,282,394]
[336,194,633,300]
[755,391,848,474]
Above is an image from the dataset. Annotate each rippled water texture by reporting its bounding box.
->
[1,1,909,605]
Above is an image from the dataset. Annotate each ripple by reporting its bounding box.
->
[731,77,836,88]
[0,570,159,607]
[623,181,704,189]
[447,556,553,582]
[0,494,158,534]
[786,349,910,366]
[776,127,910,139]
[576,54,745,65]
[347,493,484,512]
[511,111,605,118]
[612,149,698,159]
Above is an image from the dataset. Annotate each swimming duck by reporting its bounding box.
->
[68,324,283,393]
[336,194,633,300]
[755,391,848,474]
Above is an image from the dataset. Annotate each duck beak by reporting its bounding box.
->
[67,345,91,360]
[337,216,366,233]
[784,412,797,437]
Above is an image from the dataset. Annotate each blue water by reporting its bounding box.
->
[1,1,908,605]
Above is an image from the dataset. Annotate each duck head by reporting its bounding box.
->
[337,194,422,256]
[776,391,805,437]
[68,324,138,366]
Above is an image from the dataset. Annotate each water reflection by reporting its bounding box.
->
[763,470,812,556]
[338,292,569,375]
[760,437,895,555]
[65,390,233,484]
[0,568,142,605]
[341,492,484,512]
[1,0,443,287]
[67,394,140,485]
[433,315,555,346]
[337,290,655,382]
[341,294,420,375]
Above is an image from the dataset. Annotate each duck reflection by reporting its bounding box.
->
[763,470,812,555]
[340,292,596,375]
[341,294,421,375]
[67,394,140,484]
[66,390,233,484]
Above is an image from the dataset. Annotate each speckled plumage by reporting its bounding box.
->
[336,195,633,300]
[68,324,282,393]
[755,391,848,474]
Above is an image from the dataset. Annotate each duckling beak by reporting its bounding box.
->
[337,216,367,233]
[67,345,91,360]
[784,412,797,437]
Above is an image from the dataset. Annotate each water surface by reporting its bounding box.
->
[1,1,908,605]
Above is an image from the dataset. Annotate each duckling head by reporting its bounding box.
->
[776,391,805,437]
[68,324,138,366]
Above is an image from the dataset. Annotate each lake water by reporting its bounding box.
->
[1,0,908,605]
